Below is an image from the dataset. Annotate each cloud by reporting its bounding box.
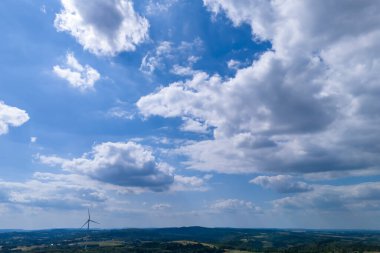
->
[210,199,261,213]
[140,39,203,75]
[151,203,171,210]
[0,173,109,210]
[273,182,380,212]
[227,59,242,70]
[106,106,135,120]
[39,141,175,191]
[137,1,380,176]
[171,174,211,191]
[0,138,211,211]
[54,0,149,56]
[137,72,221,119]
[140,41,172,74]
[145,0,178,15]
[53,53,100,91]
[180,117,209,134]
[250,175,313,193]
[171,65,199,76]
[0,101,29,135]
[0,139,212,211]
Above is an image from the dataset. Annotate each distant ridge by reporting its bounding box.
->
[0,229,24,233]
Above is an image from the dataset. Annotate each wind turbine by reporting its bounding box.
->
[81,209,99,251]
[81,208,100,231]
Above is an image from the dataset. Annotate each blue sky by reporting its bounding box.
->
[1,0,380,229]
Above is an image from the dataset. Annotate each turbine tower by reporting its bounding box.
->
[81,208,100,231]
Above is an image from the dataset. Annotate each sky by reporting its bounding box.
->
[1,0,380,230]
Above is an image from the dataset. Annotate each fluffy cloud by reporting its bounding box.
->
[0,139,211,210]
[54,0,149,56]
[53,53,100,91]
[250,175,313,193]
[39,141,175,191]
[137,1,380,176]
[0,101,29,135]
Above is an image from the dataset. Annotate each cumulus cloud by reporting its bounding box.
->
[250,175,313,193]
[39,141,175,191]
[0,101,29,135]
[137,0,380,176]
[0,139,211,211]
[53,53,100,91]
[54,0,149,56]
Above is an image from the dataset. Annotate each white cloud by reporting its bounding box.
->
[180,117,209,134]
[30,136,37,143]
[151,203,171,210]
[171,65,199,77]
[171,174,210,192]
[250,175,313,193]
[273,182,380,212]
[106,106,135,120]
[140,41,172,74]
[0,101,29,135]
[54,0,149,56]
[137,72,222,120]
[0,173,109,209]
[137,1,380,177]
[39,141,175,191]
[227,59,241,70]
[53,53,100,91]
[0,140,211,211]
[140,39,203,75]
[145,0,178,15]
[210,199,261,213]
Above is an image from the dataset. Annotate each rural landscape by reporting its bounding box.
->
[2,227,380,252]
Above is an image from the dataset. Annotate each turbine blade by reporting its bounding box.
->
[89,219,100,224]
[88,208,90,219]
[80,221,89,229]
